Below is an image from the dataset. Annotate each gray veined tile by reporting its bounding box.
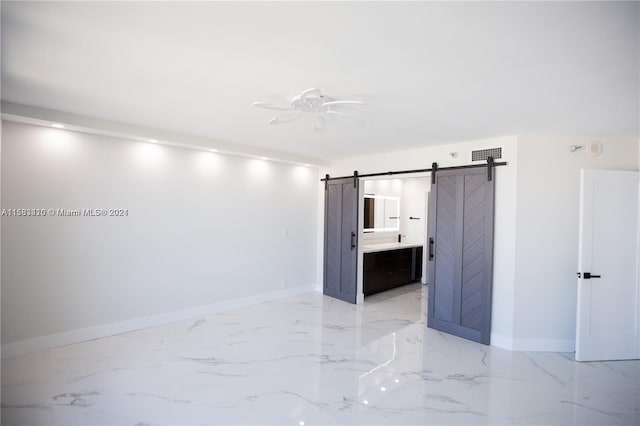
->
[2,284,639,426]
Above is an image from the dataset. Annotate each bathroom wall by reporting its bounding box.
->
[398,177,429,245]
[362,179,403,244]
[362,177,428,245]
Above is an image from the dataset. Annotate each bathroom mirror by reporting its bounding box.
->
[364,195,400,232]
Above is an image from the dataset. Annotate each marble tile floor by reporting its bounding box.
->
[2,284,639,426]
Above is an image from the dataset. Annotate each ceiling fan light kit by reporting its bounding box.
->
[253,88,365,132]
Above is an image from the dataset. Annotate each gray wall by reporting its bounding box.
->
[1,121,318,344]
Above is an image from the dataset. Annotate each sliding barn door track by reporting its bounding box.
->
[321,157,507,189]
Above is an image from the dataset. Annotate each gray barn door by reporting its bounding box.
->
[324,178,359,303]
[427,167,495,344]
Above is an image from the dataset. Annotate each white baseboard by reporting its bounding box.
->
[511,338,575,353]
[2,285,318,359]
[491,333,575,353]
[490,333,514,350]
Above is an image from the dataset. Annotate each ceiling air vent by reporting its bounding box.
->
[471,147,502,162]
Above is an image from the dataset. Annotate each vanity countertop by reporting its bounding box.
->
[363,242,424,253]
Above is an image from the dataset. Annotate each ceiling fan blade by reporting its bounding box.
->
[322,100,366,108]
[252,101,292,111]
[326,110,366,124]
[299,88,322,99]
[268,111,303,125]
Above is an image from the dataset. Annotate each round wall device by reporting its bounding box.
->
[587,140,603,157]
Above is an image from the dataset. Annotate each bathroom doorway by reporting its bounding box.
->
[358,175,430,302]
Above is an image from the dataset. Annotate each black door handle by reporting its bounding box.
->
[577,272,602,279]
[429,237,434,260]
[351,232,356,250]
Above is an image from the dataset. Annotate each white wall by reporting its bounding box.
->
[326,136,518,347]
[512,135,639,351]
[1,121,319,350]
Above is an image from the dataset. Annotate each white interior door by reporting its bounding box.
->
[576,169,640,361]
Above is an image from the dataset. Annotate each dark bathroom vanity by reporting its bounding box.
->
[363,243,423,296]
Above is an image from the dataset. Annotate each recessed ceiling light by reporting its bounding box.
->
[51,123,64,129]
[149,139,158,143]
[299,421,305,426]
[394,379,400,383]
[303,164,311,167]
[261,157,268,160]
[209,149,218,153]
[363,400,369,405]
[380,386,386,392]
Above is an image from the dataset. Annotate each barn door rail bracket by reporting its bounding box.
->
[431,162,438,185]
[353,170,359,188]
[487,156,494,181]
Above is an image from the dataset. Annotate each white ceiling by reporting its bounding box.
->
[2,2,638,162]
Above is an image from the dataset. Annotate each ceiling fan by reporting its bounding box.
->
[253,88,366,132]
